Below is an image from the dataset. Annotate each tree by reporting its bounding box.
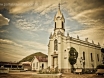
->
[101,48,104,64]
[68,47,78,73]
[101,48,104,53]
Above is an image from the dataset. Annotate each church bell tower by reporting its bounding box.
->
[54,3,65,35]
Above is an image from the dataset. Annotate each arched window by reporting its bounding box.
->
[83,52,85,60]
[97,54,99,61]
[54,39,58,51]
[91,53,93,62]
[55,22,56,28]
[62,22,64,29]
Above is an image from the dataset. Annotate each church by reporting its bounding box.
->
[48,4,102,73]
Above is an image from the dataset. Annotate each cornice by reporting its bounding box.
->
[69,37,101,48]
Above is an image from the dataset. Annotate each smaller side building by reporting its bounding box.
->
[20,61,31,71]
[0,62,22,70]
[31,55,48,71]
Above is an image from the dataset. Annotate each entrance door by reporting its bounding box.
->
[42,63,44,69]
[53,57,58,68]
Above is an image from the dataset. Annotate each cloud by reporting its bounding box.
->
[47,28,54,34]
[0,0,104,62]
[70,26,104,45]
[0,30,9,33]
[0,39,25,62]
[0,14,10,26]
[17,40,47,52]
[45,14,51,19]
[16,18,38,31]
[60,0,104,28]
[65,26,71,32]
[44,20,52,25]
[72,6,104,26]
[0,38,47,62]
[60,0,104,46]
[0,51,23,62]
[0,39,47,53]
[0,39,23,47]
[0,0,60,14]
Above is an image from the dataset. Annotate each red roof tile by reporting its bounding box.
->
[36,56,48,62]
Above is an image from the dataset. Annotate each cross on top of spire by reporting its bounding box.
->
[58,3,60,9]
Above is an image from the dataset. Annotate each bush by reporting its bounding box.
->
[96,65,104,69]
[39,69,42,74]
[38,68,59,74]
[84,69,96,74]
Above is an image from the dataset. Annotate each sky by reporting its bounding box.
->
[0,0,104,62]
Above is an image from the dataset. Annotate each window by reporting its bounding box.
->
[83,52,85,60]
[54,39,58,51]
[62,22,64,29]
[97,54,99,61]
[91,53,93,62]
[55,22,56,28]
[33,63,35,67]
[37,62,38,68]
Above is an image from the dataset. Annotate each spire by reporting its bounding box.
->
[54,3,65,22]
[55,3,63,18]
[77,35,79,39]
[49,32,53,39]
[92,40,94,44]
[58,3,60,10]
[67,32,69,36]
[54,3,65,33]
[98,42,100,46]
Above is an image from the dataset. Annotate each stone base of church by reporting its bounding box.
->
[58,69,71,73]
[58,68,96,73]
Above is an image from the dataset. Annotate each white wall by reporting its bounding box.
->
[31,56,48,71]
[39,62,48,70]
[69,40,102,69]
[48,34,102,70]
[31,56,39,71]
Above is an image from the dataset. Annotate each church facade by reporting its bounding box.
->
[48,5,102,73]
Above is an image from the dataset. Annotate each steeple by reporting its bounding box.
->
[58,3,60,9]
[54,3,65,34]
[55,3,65,22]
[56,3,61,17]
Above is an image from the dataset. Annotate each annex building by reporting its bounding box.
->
[48,4,102,73]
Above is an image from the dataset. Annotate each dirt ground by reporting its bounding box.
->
[0,73,104,78]
[0,74,33,78]
[62,73,104,78]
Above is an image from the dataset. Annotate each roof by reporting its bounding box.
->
[0,62,18,65]
[20,61,31,65]
[69,37,101,48]
[56,8,62,18]
[22,63,31,66]
[19,52,48,62]
[36,56,48,62]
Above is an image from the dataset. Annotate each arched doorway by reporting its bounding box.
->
[42,63,44,69]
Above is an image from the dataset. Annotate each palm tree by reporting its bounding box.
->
[68,47,78,73]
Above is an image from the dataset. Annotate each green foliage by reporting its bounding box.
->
[69,56,77,65]
[97,64,104,69]
[68,47,78,73]
[39,67,59,74]
[101,48,104,53]
[69,47,78,66]
[19,52,48,63]
[84,69,96,74]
